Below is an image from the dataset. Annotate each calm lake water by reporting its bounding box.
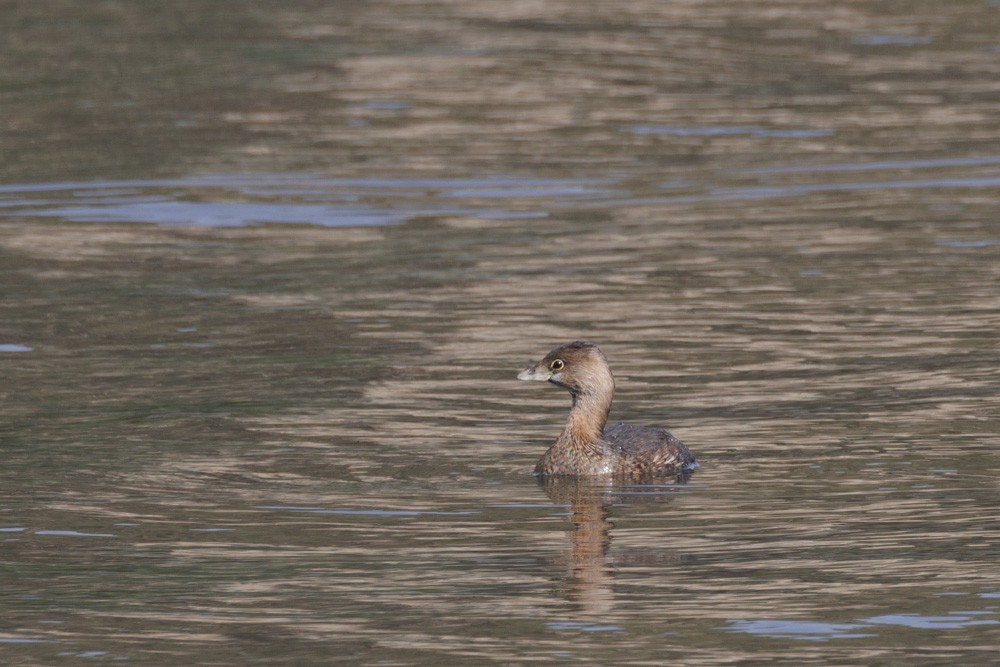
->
[3,1,1000,664]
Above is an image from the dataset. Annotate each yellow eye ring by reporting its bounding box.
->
[549,359,565,371]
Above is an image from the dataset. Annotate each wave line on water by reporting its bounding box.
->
[255,505,479,517]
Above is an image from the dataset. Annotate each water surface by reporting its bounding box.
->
[2,1,1000,665]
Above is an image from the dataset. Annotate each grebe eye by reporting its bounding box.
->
[549,359,564,371]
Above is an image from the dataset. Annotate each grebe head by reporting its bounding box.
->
[517,341,613,397]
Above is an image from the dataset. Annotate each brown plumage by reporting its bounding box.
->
[517,341,697,478]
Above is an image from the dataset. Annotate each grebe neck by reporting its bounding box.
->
[558,383,613,449]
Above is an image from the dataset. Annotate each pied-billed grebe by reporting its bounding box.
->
[518,341,697,478]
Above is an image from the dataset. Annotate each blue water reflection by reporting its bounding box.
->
[626,125,833,139]
[3,158,999,227]
[729,606,1000,641]
[726,619,873,641]
[0,175,606,227]
[865,613,1000,630]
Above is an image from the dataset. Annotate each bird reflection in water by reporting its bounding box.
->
[539,472,694,615]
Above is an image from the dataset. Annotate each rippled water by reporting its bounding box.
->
[3,1,1000,665]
